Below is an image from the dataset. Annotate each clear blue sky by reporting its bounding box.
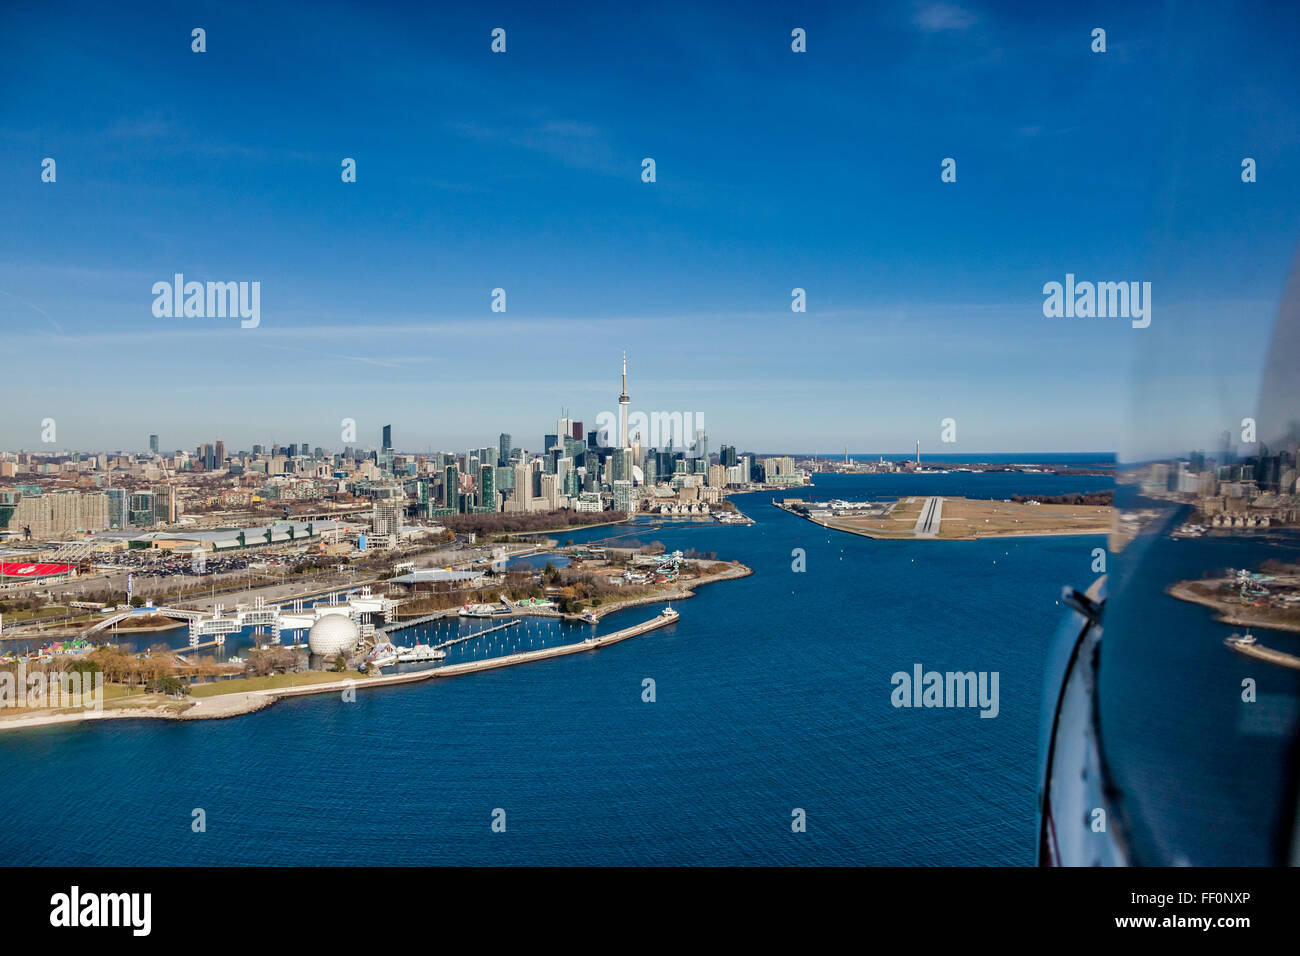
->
[2,1,1297,457]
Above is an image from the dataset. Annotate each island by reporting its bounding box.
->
[776,493,1113,540]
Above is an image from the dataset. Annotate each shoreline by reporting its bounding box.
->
[804,516,1108,542]
[1167,581,1300,635]
[774,495,1111,542]
[585,561,753,620]
[0,561,750,734]
[1168,582,1300,672]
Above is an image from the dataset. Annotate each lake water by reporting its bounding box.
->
[0,472,1117,865]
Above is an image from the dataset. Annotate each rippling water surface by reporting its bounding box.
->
[0,472,1111,864]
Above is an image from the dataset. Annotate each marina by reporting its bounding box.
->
[175,607,684,716]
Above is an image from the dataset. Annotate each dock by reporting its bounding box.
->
[429,618,520,650]
[384,609,458,633]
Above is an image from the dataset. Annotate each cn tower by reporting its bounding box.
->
[618,350,631,449]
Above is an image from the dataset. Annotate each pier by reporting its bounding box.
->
[427,618,520,651]
[428,609,677,679]
[384,609,457,634]
[1225,639,1300,671]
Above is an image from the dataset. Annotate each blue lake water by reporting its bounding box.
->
[0,472,1115,865]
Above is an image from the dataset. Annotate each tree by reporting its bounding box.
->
[67,659,100,682]
[153,675,190,697]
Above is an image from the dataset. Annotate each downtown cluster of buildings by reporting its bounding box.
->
[0,357,807,548]
[1140,445,1300,531]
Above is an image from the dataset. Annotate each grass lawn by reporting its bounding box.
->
[189,670,365,698]
[1,605,71,623]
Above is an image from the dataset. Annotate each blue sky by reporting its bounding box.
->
[2,0,1297,457]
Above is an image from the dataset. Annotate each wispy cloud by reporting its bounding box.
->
[0,290,64,335]
[448,114,623,177]
[913,2,976,32]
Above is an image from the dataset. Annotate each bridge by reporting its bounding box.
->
[85,605,203,636]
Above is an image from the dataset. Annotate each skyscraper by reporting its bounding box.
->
[444,464,458,510]
[692,429,708,463]
[479,461,497,512]
[382,424,392,451]
[618,350,630,449]
[498,433,512,466]
[511,461,529,510]
[148,434,159,455]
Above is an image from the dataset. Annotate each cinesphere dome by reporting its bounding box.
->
[308,614,359,656]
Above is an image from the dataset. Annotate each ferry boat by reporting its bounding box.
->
[459,603,509,618]
[396,644,447,663]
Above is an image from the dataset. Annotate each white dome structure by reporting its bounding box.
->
[308,614,360,656]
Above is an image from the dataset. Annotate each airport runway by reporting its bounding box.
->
[914,496,944,537]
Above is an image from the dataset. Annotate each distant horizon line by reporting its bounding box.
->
[2,447,1120,459]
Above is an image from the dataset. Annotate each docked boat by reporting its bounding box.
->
[1225,631,1258,647]
[581,611,599,625]
[459,603,509,618]
[396,644,447,662]
[660,605,679,621]
[365,641,399,667]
